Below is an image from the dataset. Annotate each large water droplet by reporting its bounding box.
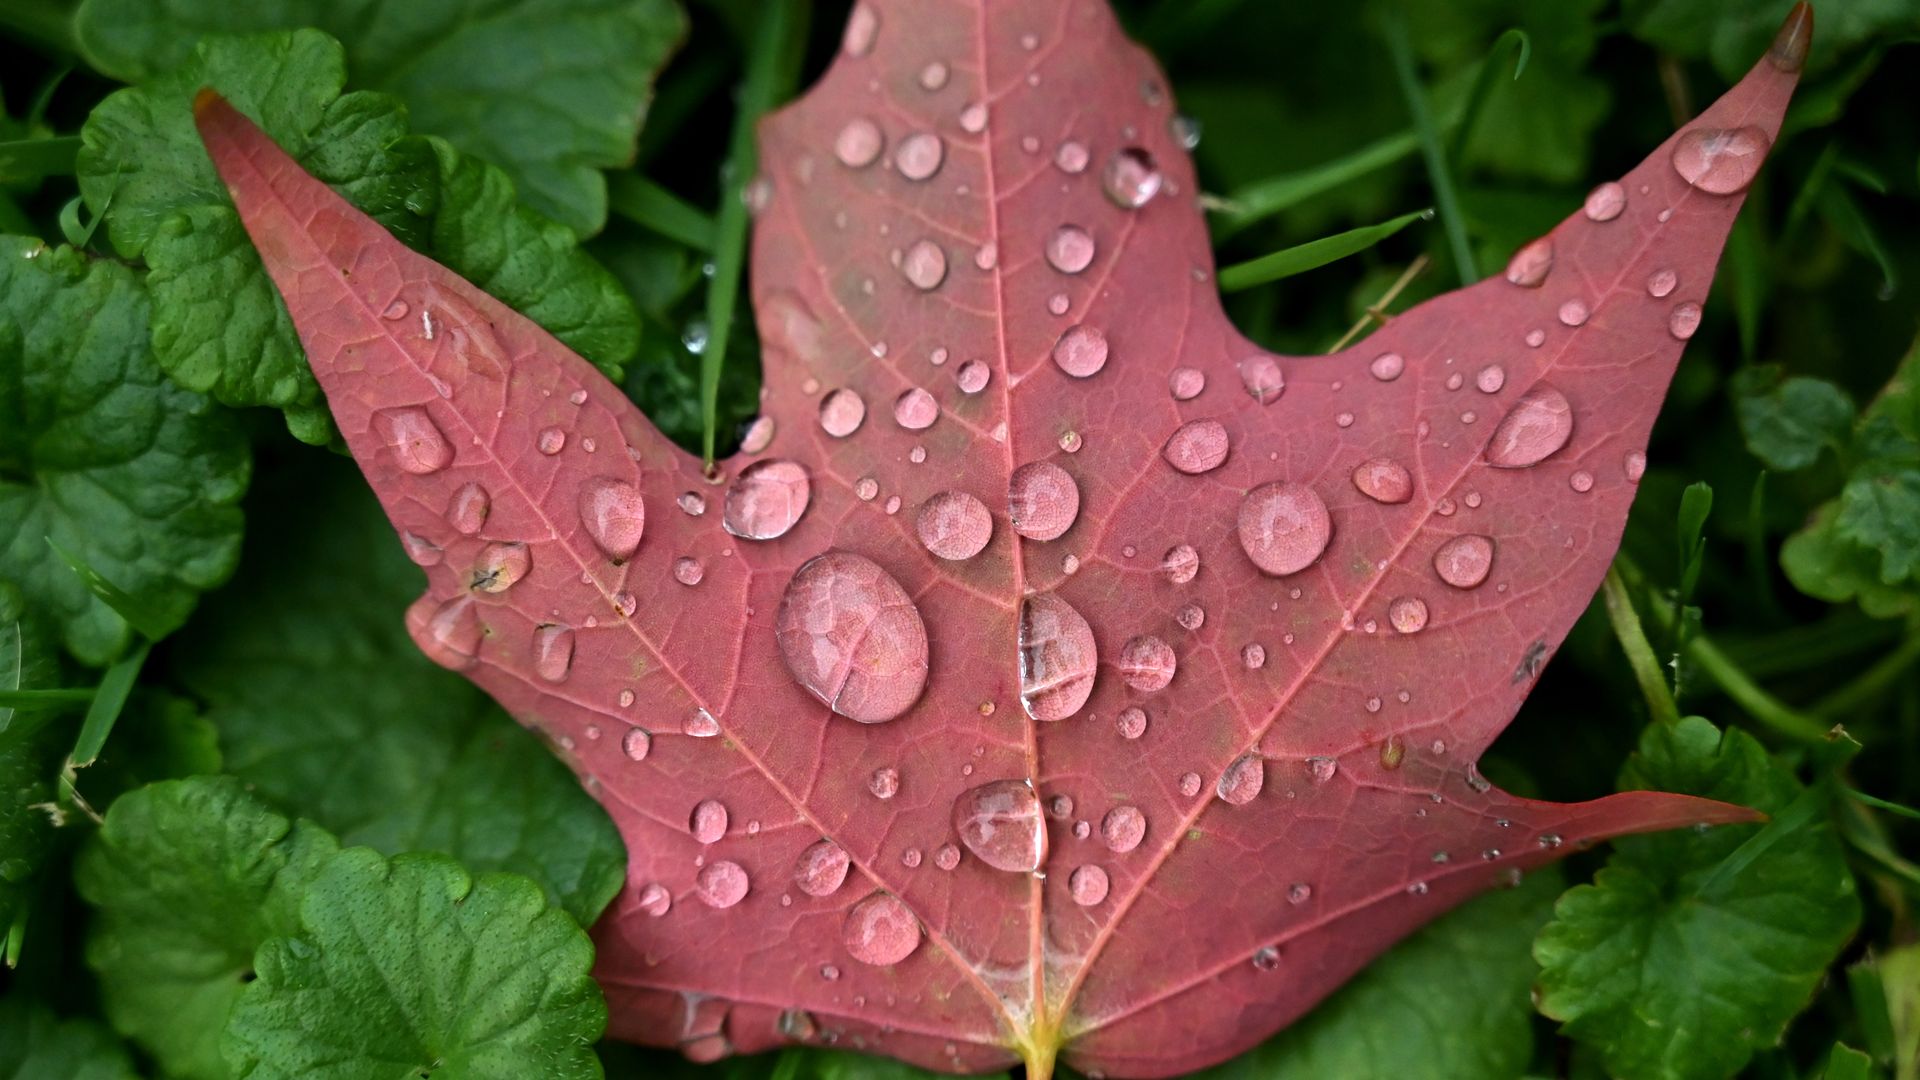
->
[776,552,928,723]
[1504,237,1553,287]
[1118,635,1176,691]
[1103,147,1162,208]
[740,416,776,454]
[956,359,990,394]
[1486,385,1573,468]
[916,490,993,560]
[414,595,483,670]
[894,132,945,181]
[533,624,574,682]
[1671,126,1770,195]
[690,799,729,843]
[893,387,939,430]
[1216,754,1265,805]
[1051,325,1109,378]
[1008,462,1080,541]
[835,118,883,168]
[1669,302,1702,340]
[1238,355,1285,404]
[902,239,947,290]
[471,542,530,593]
[1434,534,1495,589]
[580,477,646,560]
[1018,592,1097,721]
[1583,181,1626,222]
[1101,806,1146,853]
[819,388,867,437]
[723,459,812,540]
[448,482,490,535]
[1476,364,1506,394]
[537,427,566,455]
[696,861,749,908]
[1069,865,1110,906]
[952,779,1046,873]
[1369,352,1405,381]
[1238,482,1331,575]
[1162,419,1230,475]
[841,2,878,55]
[1045,225,1095,274]
[794,840,851,897]
[374,407,453,474]
[844,892,919,965]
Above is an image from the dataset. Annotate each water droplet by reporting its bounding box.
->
[413,595,482,670]
[1238,355,1285,404]
[689,798,729,843]
[1115,706,1147,740]
[1475,365,1506,394]
[1176,603,1205,631]
[1051,324,1109,377]
[533,624,574,682]
[844,892,919,965]
[1349,458,1413,505]
[935,843,960,870]
[401,532,442,568]
[1047,293,1070,316]
[1525,328,1546,348]
[1017,592,1098,721]
[951,779,1046,873]
[1369,352,1405,381]
[902,239,947,290]
[1504,237,1553,287]
[638,881,670,917]
[919,61,949,90]
[1583,181,1626,222]
[819,388,867,437]
[795,840,850,896]
[678,491,707,516]
[1170,114,1202,149]
[1166,367,1207,402]
[1486,385,1574,468]
[1045,225,1096,274]
[1669,302,1702,340]
[1008,462,1080,541]
[1101,806,1146,853]
[956,359,990,394]
[381,298,410,320]
[674,556,705,586]
[471,542,530,593]
[723,459,812,540]
[1054,140,1090,174]
[695,860,749,908]
[537,427,567,455]
[895,132,945,181]
[1179,772,1202,797]
[1238,482,1332,575]
[1379,734,1406,770]
[959,102,987,133]
[916,490,993,560]
[1570,470,1594,493]
[446,483,490,536]
[1070,865,1110,905]
[1646,269,1678,298]
[1158,418,1232,475]
[1306,756,1338,782]
[1116,635,1175,692]
[1251,945,1281,971]
[776,552,929,724]
[835,118,884,168]
[1671,126,1770,195]
[1434,534,1495,589]
[863,767,901,801]
[1160,544,1199,584]
[1388,596,1430,634]
[1217,754,1265,805]
[1237,642,1266,670]
[892,387,940,431]
[842,2,878,55]
[855,477,879,501]
[1059,430,1082,453]
[374,407,453,474]
[1625,451,1647,481]
[1103,147,1162,208]
[580,478,646,560]
[621,727,650,761]
[1558,299,1590,327]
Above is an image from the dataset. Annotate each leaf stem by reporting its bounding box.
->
[698,0,809,464]
[1812,633,1920,720]
[1381,8,1477,285]
[1328,254,1429,351]
[1603,567,1681,726]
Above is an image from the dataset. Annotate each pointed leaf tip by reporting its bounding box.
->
[1769,3,1815,73]
[191,87,223,118]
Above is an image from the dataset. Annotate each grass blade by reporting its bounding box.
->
[1217,209,1430,291]
[67,640,147,770]
[1381,9,1477,285]
[608,173,715,251]
[1445,29,1530,164]
[1213,131,1419,238]
[0,135,79,183]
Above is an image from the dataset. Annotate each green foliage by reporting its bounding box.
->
[1625,0,1920,81]
[224,847,605,1080]
[0,239,248,664]
[0,995,138,1080]
[77,29,639,443]
[1735,365,1857,471]
[1535,718,1861,1080]
[0,581,60,942]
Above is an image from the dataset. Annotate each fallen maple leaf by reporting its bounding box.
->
[194,1,1810,1075]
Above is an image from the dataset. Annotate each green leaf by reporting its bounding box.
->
[1534,717,1861,1080]
[1854,943,1920,1080]
[177,455,625,925]
[75,30,638,444]
[1733,367,1857,471]
[222,848,605,1080]
[1217,208,1432,291]
[1819,1043,1878,1080]
[81,689,224,804]
[1781,504,1916,619]
[74,0,688,235]
[75,776,339,1080]
[1624,0,1920,81]
[66,639,147,771]
[1191,868,1562,1080]
[0,581,61,943]
[0,238,250,664]
[0,995,139,1080]
[45,538,179,641]
[1837,467,1920,584]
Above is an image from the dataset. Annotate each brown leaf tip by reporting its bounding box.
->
[192,87,226,118]
[1768,2,1814,73]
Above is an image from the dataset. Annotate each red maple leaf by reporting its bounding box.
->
[195,1,1810,1074]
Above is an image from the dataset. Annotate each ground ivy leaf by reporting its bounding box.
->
[75,776,339,1080]
[1193,868,1562,1080]
[0,238,249,664]
[0,995,139,1080]
[0,580,61,940]
[73,0,687,234]
[176,454,625,925]
[1836,467,1920,583]
[222,848,606,1080]
[76,29,636,444]
[1781,503,1917,619]
[1534,717,1861,1080]
[1733,366,1856,471]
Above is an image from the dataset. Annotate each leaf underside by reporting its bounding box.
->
[194,1,1803,1075]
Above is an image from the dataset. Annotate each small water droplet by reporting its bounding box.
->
[1504,237,1553,287]
[1162,418,1230,475]
[895,132,945,181]
[959,103,987,133]
[1379,734,1406,770]
[1389,596,1429,634]
[842,2,878,55]
[1179,771,1202,797]
[1045,225,1096,274]
[1238,482,1331,575]
[537,427,567,455]
[690,798,729,843]
[1475,365,1506,394]
[1434,534,1495,589]
[723,459,811,540]
[1238,355,1285,404]
[638,881,671,917]
[1059,430,1082,453]
[447,482,490,535]
[835,118,884,167]
[1671,126,1771,195]
[1646,269,1678,298]
[1306,756,1338,782]
[1054,140,1090,174]
[674,556,705,586]
[1669,302,1702,340]
[621,727,650,761]
[893,387,940,431]
[935,843,960,870]
[1069,865,1110,906]
[1009,462,1080,541]
[374,407,453,474]
[1570,470,1594,493]
[1118,635,1176,691]
[695,860,749,908]
[1103,147,1161,208]
[1369,352,1405,381]
[1351,458,1413,504]
[1625,450,1647,481]
[956,359,990,393]
[1047,292,1070,316]
[1217,754,1265,805]
[1251,945,1281,971]
[1115,706,1147,740]
[1583,181,1626,222]
[381,298,410,320]
[1525,328,1546,348]
[1051,324,1109,377]
[471,542,530,593]
[916,490,993,560]
[1019,593,1097,721]
[533,624,574,682]
[580,477,646,560]
[1486,385,1574,468]
[919,61,949,90]
[1558,299,1590,327]
[1161,544,1199,584]
[844,892,919,965]
[901,239,948,290]
[1288,883,1313,905]
[819,388,867,437]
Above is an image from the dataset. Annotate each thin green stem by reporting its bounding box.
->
[1381,8,1477,285]
[1445,28,1530,164]
[0,0,77,54]
[1603,567,1681,726]
[1814,633,1920,719]
[1213,131,1418,238]
[699,0,809,464]
[607,173,715,251]
[1217,209,1430,291]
